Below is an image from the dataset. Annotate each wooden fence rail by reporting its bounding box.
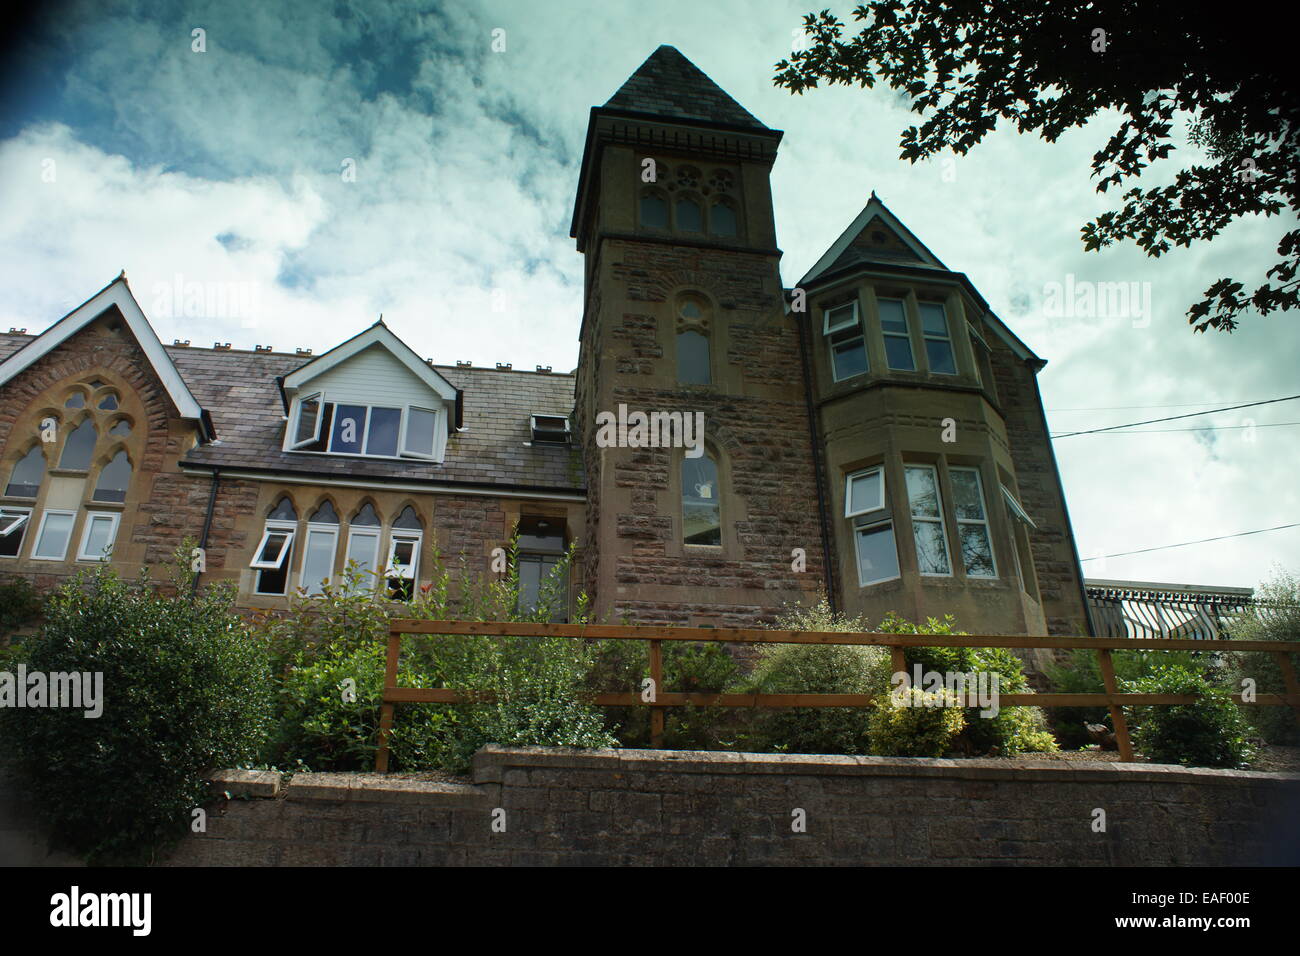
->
[375,620,1300,771]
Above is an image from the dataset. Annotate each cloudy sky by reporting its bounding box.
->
[1,0,1296,589]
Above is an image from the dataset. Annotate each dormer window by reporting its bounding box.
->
[530,414,571,444]
[288,394,445,461]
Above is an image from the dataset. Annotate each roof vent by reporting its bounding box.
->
[255,345,272,353]
[456,360,472,368]
[214,342,232,350]
[535,365,552,374]
[173,339,191,346]
[496,362,513,371]
[530,414,571,444]
[296,347,312,356]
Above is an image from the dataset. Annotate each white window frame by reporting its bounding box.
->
[878,296,916,372]
[844,466,886,518]
[385,531,423,596]
[920,301,957,375]
[31,509,77,561]
[250,521,296,570]
[853,515,901,587]
[824,302,867,383]
[0,507,31,538]
[399,404,442,460]
[344,527,383,588]
[951,466,998,578]
[76,511,121,562]
[904,464,952,577]
[299,523,340,595]
[289,390,325,450]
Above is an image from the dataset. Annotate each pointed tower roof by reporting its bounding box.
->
[603,45,768,131]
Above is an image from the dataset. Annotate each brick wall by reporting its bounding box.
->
[151,747,1300,867]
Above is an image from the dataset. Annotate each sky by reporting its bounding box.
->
[0,0,1296,589]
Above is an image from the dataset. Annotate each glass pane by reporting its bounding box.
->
[825,304,856,332]
[913,520,951,575]
[351,502,381,526]
[950,469,986,520]
[268,496,298,521]
[679,301,703,320]
[0,514,24,557]
[848,469,882,515]
[256,532,289,565]
[405,407,436,457]
[682,455,721,546]
[58,420,97,470]
[884,334,915,371]
[302,529,336,594]
[347,530,380,580]
[517,516,564,553]
[295,395,320,444]
[35,512,73,559]
[64,393,85,409]
[391,539,416,571]
[926,339,956,375]
[93,451,131,502]
[855,523,899,584]
[710,201,737,237]
[919,303,948,335]
[366,407,401,456]
[256,560,290,595]
[82,516,115,559]
[518,555,543,612]
[392,505,421,529]
[959,524,996,577]
[6,446,45,497]
[832,340,867,380]
[676,198,702,232]
[640,193,667,228]
[330,404,366,453]
[97,392,119,410]
[878,299,908,333]
[109,420,132,437]
[677,331,710,385]
[904,466,940,518]
[309,501,339,523]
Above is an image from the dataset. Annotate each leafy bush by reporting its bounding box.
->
[868,685,966,757]
[591,639,740,749]
[1126,664,1256,768]
[0,557,273,863]
[1045,648,1214,749]
[875,612,1057,756]
[1221,570,1300,745]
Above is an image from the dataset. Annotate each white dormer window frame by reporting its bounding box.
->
[290,390,324,449]
[399,404,443,460]
[284,395,448,462]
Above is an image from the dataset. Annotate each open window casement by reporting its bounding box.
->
[289,391,324,450]
[823,301,859,335]
[845,467,885,518]
[530,414,571,444]
[1001,485,1037,529]
[399,405,441,460]
[0,508,30,537]
[250,522,296,569]
[385,532,422,579]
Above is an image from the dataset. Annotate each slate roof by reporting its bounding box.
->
[0,333,584,494]
[603,45,768,130]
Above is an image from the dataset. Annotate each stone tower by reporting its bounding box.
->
[570,46,827,626]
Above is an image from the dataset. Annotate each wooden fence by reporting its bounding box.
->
[374,620,1300,771]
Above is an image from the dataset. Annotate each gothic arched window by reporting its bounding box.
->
[58,419,97,471]
[675,196,702,232]
[682,451,721,546]
[640,190,668,229]
[710,199,737,237]
[92,451,132,503]
[5,446,45,498]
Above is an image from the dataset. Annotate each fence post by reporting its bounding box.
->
[1095,648,1135,762]
[1271,650,1300,729]
[890,645,908,684]
[649,638,665,749]
[375,629,402,772]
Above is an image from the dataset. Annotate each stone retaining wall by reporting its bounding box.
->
[157,747,1300,866]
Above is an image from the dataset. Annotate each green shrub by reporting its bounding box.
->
[271,641,453,772]
[591,639,740,749]
[0,558,273,863]
[1126,664,1256,768]
[1045,648,1214,749]
[1221,570,1300,745]
[0,575,44,642]
[868,686,966,757]
[875,612,1057,756]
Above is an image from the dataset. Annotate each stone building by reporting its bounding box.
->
[0,45,1091,637]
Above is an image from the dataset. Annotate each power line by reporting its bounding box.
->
[1051,394,1300,438]
[1052,421,1300,436]
[1048,399,1271,411]
[1080,522,1300,561]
